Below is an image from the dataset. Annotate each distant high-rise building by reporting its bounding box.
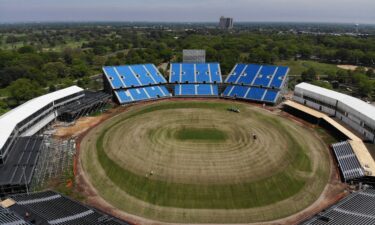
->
[355,24,359,34]
[219,16,233,29]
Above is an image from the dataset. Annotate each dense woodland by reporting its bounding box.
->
[0,23,374,114]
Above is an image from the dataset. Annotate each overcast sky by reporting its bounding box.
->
[0,0,374,24]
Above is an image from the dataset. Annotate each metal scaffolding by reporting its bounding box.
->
[31,134,76,191]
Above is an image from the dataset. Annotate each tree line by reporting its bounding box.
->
[0,24,374,114]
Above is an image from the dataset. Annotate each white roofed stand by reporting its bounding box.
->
[294,82,375,143]
[0,86,84,164]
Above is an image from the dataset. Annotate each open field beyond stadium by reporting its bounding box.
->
[80,100,331,223]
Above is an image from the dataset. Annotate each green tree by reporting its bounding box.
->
[301,68,317,82]
[8,78,45,104]
[18,46,36,54]
[0,100,9,115]
[49,84,56,92]
[311,80,333,89]
[358,80,374,97]
[71,64,89,78]
[43,62,69,79]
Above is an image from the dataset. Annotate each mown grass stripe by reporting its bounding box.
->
[94,101,309,209]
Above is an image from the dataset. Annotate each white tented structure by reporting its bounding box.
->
[294,82,375,142]
[0,86,84,163]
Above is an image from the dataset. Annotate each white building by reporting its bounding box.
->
[0,86,84,163]
[294,82,375,142]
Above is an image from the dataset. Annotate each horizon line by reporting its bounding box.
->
[0,20,374,26]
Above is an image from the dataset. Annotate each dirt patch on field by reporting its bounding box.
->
[54,107,126,139]
[54,117,104,138]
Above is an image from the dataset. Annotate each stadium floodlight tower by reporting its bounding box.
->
[183,49,206,63]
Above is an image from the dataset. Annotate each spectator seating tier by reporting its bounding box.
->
[332,141,365,181]
[223,63,289,104]
[114,86,170,104]
[103,64,171,105]
[103,64,167,90]
[225,64,288,89]
[303,189,375,225]
[170,63,222,83]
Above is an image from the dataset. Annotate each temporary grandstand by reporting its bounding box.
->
[0,191,130,225]
[223,64,289,104]
[332,141,365,182]
[102,62,290,104]
[302,189,375,224]
[0,86,114,197]
[31,138,76,191]
[0,86,84,164]
[0,137,44,197]
[0,206,28,225]
[58,91,111,122]
[283,100,375,184]
[169,63,222,96]
[294,82,375,142]
[102,64,171,104]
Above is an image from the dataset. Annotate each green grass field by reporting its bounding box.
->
[277,60,344,75]
[80,100,331,223]
[175,127,228,141]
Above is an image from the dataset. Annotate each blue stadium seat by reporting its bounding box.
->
[237,64,262,85]
[223,64,288,104]
[209,63,222,82]
[144,86,166,98]
[115,90,133,104]
[269,66,288,88]
[230,86,248,98]
[222,85,233,96]
[170,63,181,83]
[247,87,266,101]
[131,65,155,85]
[253,66,277,87]
[104,64,168,89]
[144,64,167,83]
[226,64,246,83]
[117,87,169,102]
[128,88,149,101]
[103,64,171,105]
[159,86,170,96]
[196,64,210,83]
[170,63,222,84]
[116,66,141,87]
[197,84,213,95]
[175,84,218,96]
[181,84,196,95]
[170,63,222,97]
[103,67,125,89]
[181,64,195,83]
[212,85,219,95]
[175,84,181,95]
[262,90,279,103]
